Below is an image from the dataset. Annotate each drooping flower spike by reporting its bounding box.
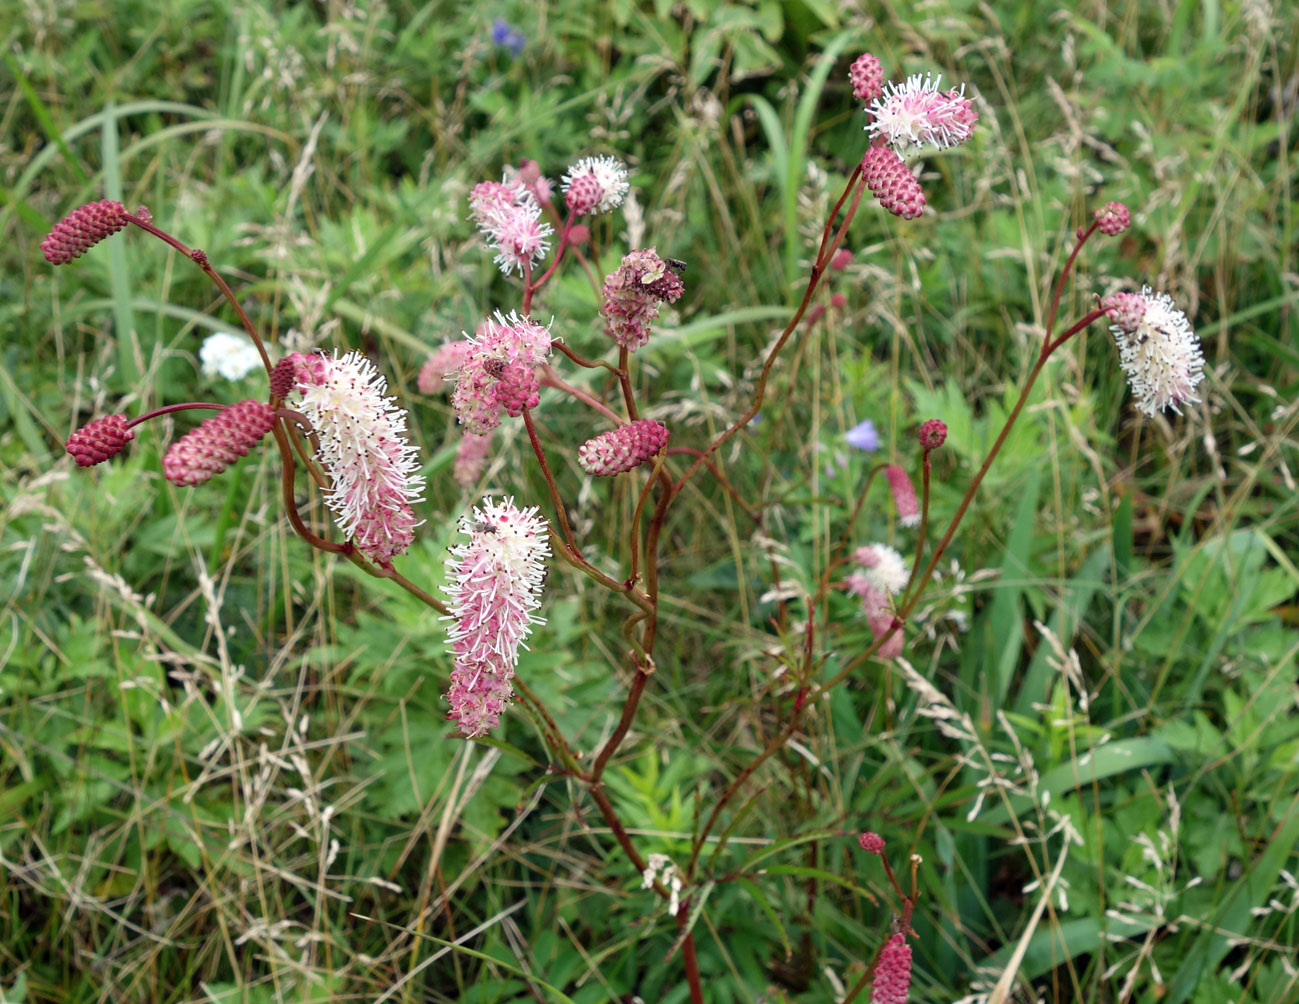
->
[1104,287,1203,416]
[870,932,913,1004]
[163,400,276,487]
[601,247,686,351]
[451,312,554,434]
[443,497,550,738]
[885,465,920,527]
[66,414,134,467]
[42,200,128,264]
[578,419,670,477]
[286,350,425,566]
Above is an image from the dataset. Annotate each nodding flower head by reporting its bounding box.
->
[1094,201,1132,236]
[469,177,553,276]
[578,419,670,476]
[561,156,630,215]
[1107,287,1203,417]
[918,419,947,451]
[601,248,685,351]
[443,497,550,738]
[870,933,913,1004]
[42,200,128,264]
[849,52,885,102]
[867,72,977,153]
[861,147,926,220]
[162,400,276,487]
[451,312,553,434]
[67,414,134,467]
[289,350,425,566]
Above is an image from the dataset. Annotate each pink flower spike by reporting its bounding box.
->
[849,53,885,102]
[564,173,603,216]
[1108,287,1203,416]
[67,414,134,467]
[443,497,550,738]
[855,543,909,596]
[289,350,425,566]
[861,147,926,220]
[886,465,920,527]
[1094,201,1131,236]
[870,933,913,1004]
[454,432,493,488]
[493,361,541,416]
[578,419,670,476]
[869,609,905,659]
[867,72,977,152]
[858,832,886,854]
[163,400,276,487]
[42,200,128,264]
[469,176,553,276]
[451,312,553,434]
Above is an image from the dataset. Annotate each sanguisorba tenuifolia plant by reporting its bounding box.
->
[46,47,1203,1001]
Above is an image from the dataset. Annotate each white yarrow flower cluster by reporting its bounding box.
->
[200,332,263,381]
[641,852,683,917]
[292,350,424,566]
[443,497,550,738]
[1109,287,1204,417]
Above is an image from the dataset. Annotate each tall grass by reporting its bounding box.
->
[2,2,1296,1002]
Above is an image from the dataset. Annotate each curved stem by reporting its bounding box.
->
[538,364,623,424]
[673,172,868,496]
[125,401,226,429]
[125,213,273,375]
[617,347,638,420]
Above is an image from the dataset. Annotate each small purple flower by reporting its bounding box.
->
[491,18,527,57]
[845,419,879,452]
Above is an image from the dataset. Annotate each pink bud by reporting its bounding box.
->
[861,147,925,220]
[1102,291,1147,334]
[858,831,885,854]
[1094,201,1131,236]
[917,419,947,451]
[66,414,134,467]
[871,933,912,1004]
[163,400,276,487]
[830,248,854,270]
[42,200,128,264]
[578,419,669,476]
[831,292,848,309]
[849,53,885,102]
[567,224,591,245]
[885,465,920,527]
[564,173,603,216]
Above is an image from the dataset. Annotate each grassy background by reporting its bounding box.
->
[2,1,1297,1002]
